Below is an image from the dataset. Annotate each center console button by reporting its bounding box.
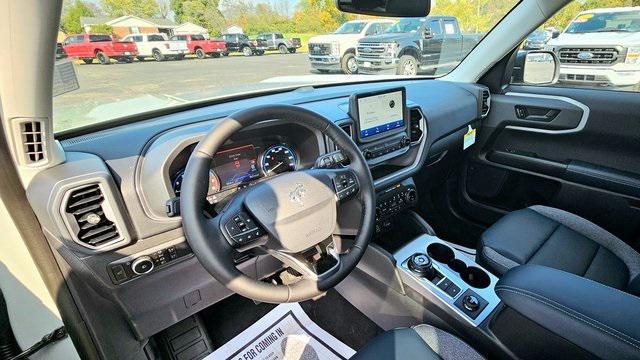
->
[445,283,461,298]
[463,295,480,312]
[408,253,435,279]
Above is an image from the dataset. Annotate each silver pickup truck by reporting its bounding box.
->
[256,33,301,54]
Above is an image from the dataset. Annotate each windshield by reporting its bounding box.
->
[53,0,519,134]
[565,11,640,33]
[527,29,549,40]
[334,22,367,34]
[385,18,425,33]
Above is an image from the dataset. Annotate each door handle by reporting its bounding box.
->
[514,105,559,122]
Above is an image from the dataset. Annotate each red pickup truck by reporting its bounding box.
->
[62,34,138,65]
[170,34,226,59]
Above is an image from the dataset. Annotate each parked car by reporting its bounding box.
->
[522,28,556,50]
[121,33,188,62]
[170,34,226,59]
[356,16,481,75]
[256,33,301,54]
[308,19,395,74]
[222,33,267,56]
[62,33,137,64]
[55,42,67,60]
[546,7,640,90]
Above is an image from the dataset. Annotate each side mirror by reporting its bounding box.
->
[336,0,431,17]
[423,28,433,39]
[551,30,560,39]
[520,50,560,85]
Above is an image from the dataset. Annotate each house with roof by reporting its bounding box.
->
[80,15,178,38]
[173,22,209,38]
[223,25,243,34]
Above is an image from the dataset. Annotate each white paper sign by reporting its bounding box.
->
[207,302,355,360]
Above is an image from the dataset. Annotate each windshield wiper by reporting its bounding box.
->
[595,29,630,32]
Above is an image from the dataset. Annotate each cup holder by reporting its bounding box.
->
[462,266,491,289]
[448,259,467,273]
[426,243,455,264]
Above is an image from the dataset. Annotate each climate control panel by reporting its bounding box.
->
[375,179,418,234]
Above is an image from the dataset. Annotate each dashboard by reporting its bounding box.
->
[26,79,489,350]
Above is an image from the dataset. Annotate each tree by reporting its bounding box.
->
[90,24,114,34]
[61,0,94,34]
[173,0,226,36]
[158,0,171,19]
[100,0,161,18]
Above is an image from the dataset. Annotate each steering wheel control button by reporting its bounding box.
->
[226,212,266,246]
[132,256,154,275]
[316,150,347,169]
[408,253,435,279]
[334,172,359,201]
[463,295,480,312]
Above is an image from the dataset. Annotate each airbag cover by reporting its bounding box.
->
[244,171,336,253]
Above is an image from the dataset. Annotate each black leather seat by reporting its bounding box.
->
[478,205,640,295]
[352,324,483,360]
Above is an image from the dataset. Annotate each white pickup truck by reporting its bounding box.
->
[308,19,395,74]
[546,7,640,90]
[121,33,188,62]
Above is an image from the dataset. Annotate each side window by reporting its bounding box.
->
[429,20,442,35]
[275,33,284,39]
[380,23,392,32]
[191,35,204,41]
[148,35,164,42]
[511,1,640,92]
[443,20,458,35]
[366,23,380,36]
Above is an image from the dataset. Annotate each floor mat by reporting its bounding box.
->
[202,290,383,351]
[205,302,355,360]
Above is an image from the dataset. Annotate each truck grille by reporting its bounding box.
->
[558,47,621,65]
[357,43,387,59]
[309,43,331,56]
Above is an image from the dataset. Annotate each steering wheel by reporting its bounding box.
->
[180,105,376,303]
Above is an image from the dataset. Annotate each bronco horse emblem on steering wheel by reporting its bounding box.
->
[288,183,307,205]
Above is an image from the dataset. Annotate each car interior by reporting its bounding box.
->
[1,0,640,359]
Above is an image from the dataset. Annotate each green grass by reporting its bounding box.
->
[283,33,317,53]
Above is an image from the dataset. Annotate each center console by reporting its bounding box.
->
[394,235,501,326]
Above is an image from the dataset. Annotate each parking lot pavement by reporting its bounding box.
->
[53,52,316,132]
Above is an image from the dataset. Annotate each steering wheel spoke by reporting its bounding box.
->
[313,167,360,202]
[267,244,341,281]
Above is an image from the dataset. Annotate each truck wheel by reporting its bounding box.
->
[136,56,146,62]
[153,49,165,62]
[212,53,221,58]
[288,48,297,54]
[341,53,358,74]
[222,52,229,57]
[82,58,93,64]
[398,55,418,76]
[242,46,252,57]
[125,56,133,63]
[256,50,265,56]
[279,44,288,54]
[195,48,206,59]
[96,51,110,65]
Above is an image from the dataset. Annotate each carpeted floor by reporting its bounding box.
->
[200,289,383,351]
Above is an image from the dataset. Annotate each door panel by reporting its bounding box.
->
[459,85,640,249]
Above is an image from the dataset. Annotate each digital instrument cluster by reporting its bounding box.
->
[172,143,298,204]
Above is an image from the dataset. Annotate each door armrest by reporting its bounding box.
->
[495,265,640,359]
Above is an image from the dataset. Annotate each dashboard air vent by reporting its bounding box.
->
[340,123,352,138]
[64,184,121,248]
[481,89,491,117]
[20,120,46,164]
[409,108,424,143]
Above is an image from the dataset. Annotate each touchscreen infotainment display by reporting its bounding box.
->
[212,144,260,188]
[357,90,405,139]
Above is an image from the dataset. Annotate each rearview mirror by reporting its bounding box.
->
[336,0,431,17]
[521,51,560,85]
